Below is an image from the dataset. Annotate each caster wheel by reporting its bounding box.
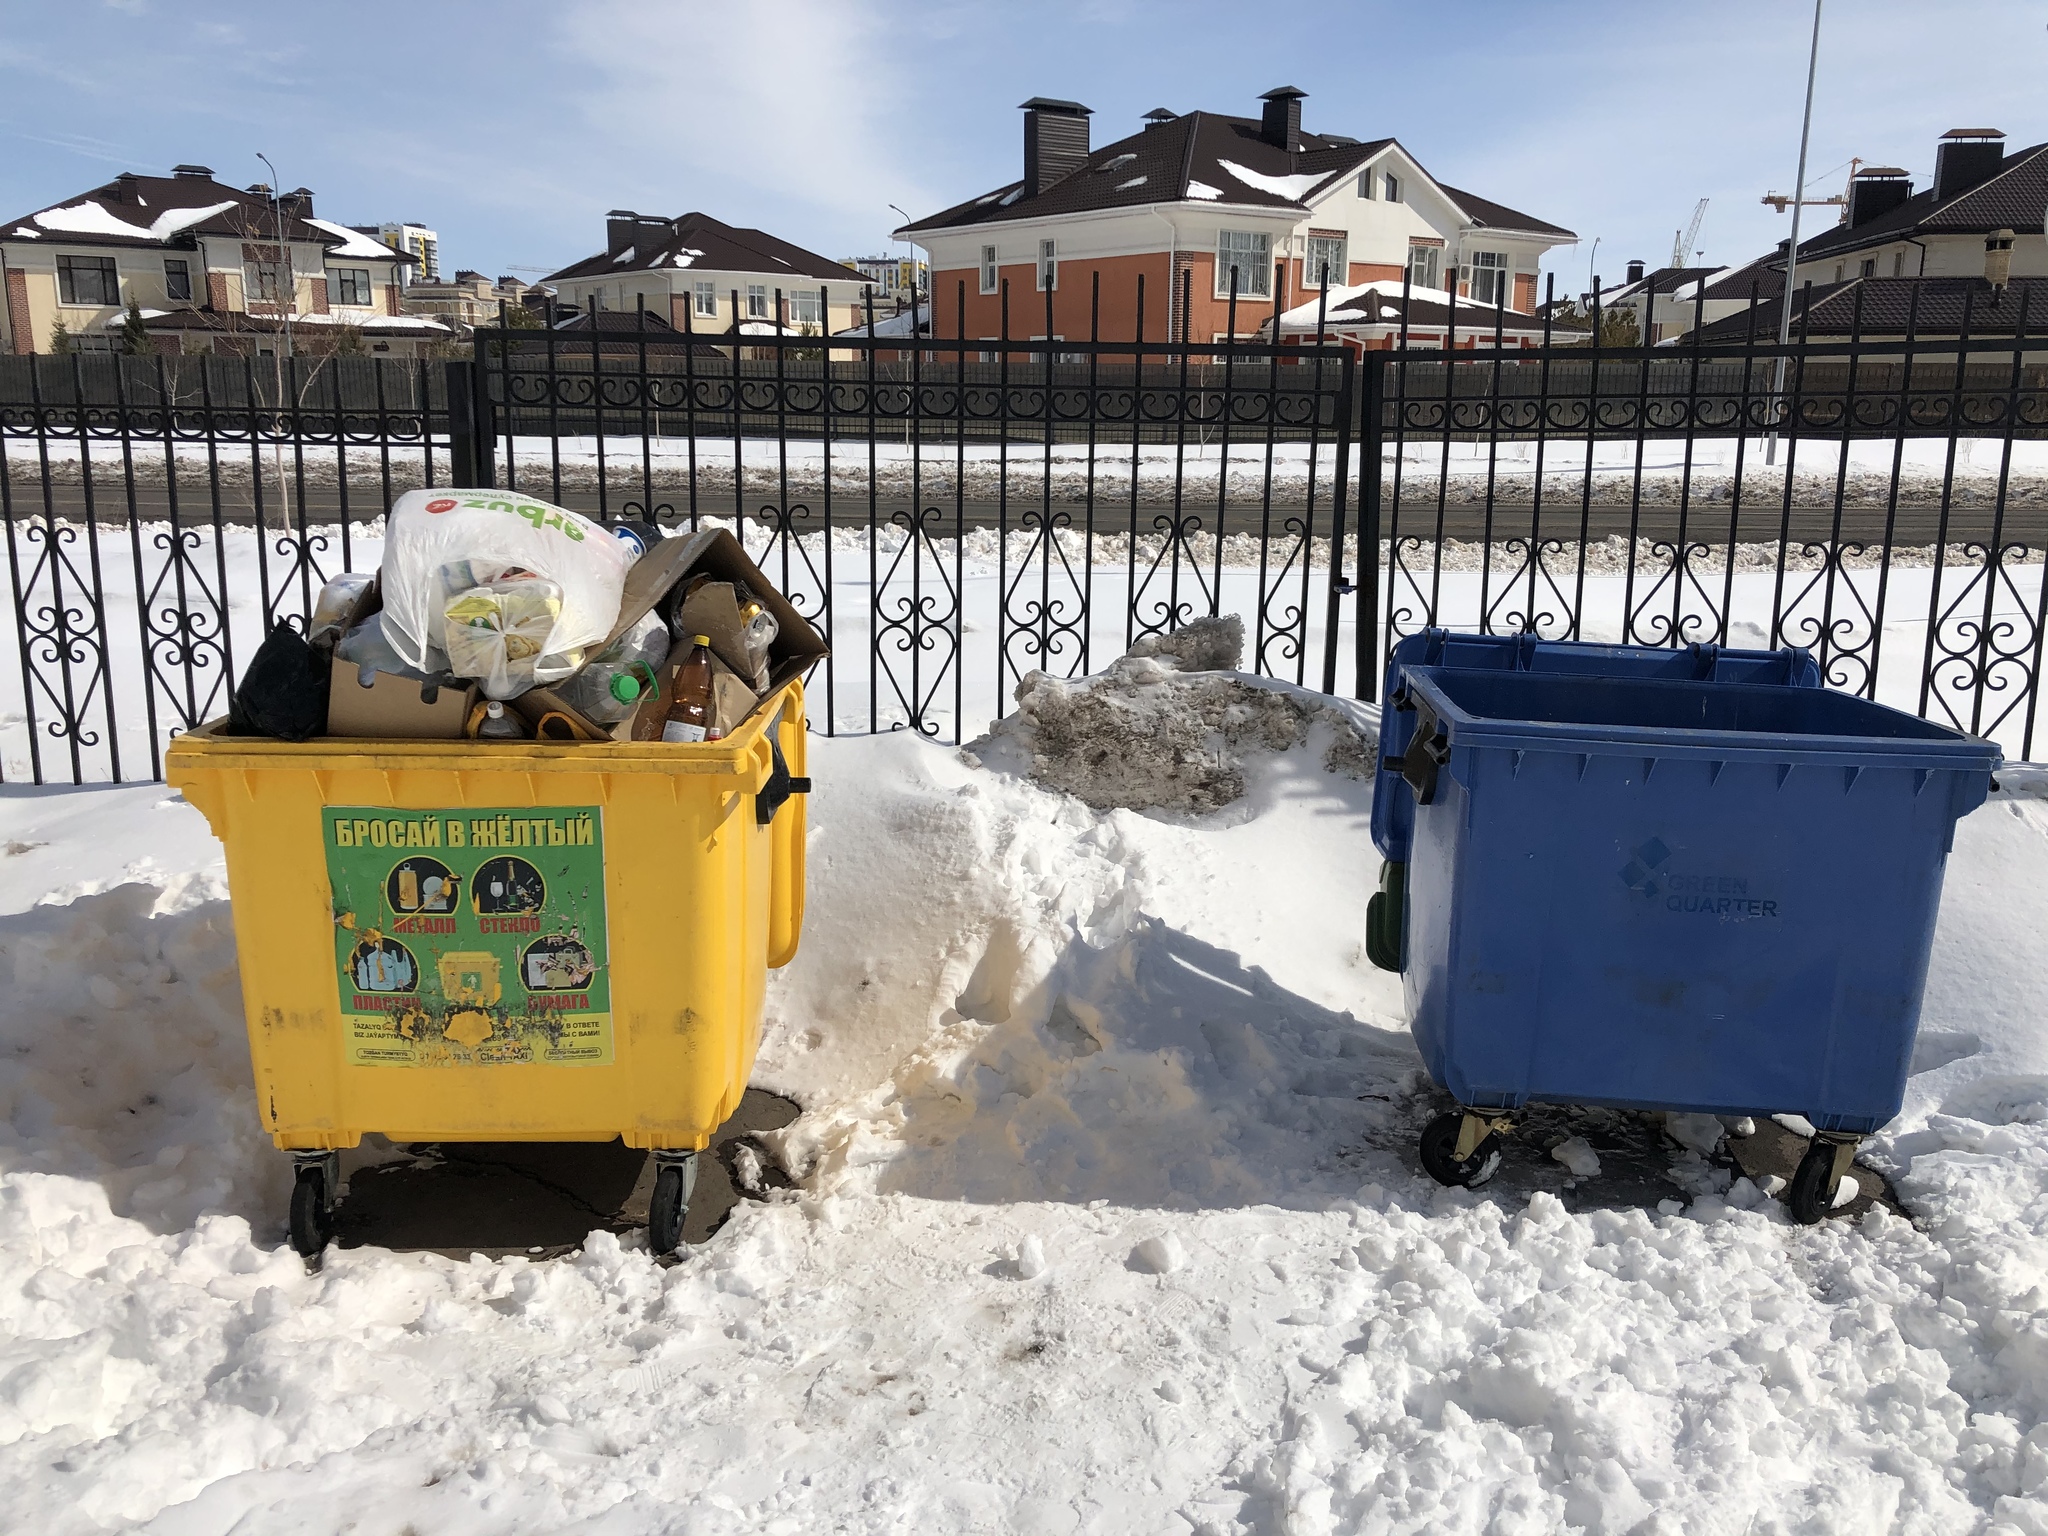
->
[1419,1111,1503,1189]
[649,1156,697,1256]
[288,1165,332,1258]
[1786,1137,1852,1225]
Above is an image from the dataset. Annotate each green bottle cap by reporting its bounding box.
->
[609,672,642,703]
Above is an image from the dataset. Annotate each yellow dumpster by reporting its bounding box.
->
[166,678,810,1257]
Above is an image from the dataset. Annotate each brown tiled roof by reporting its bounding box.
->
[544,212,865,286]
[0,171,403,260]
[1791,142,2048,262]
[1687,275,2048,343]
[900,114,1571,240]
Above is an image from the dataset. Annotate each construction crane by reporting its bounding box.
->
[1670,199,1708,268]
[1762,158,1860,220]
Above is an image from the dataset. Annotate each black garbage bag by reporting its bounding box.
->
[228,623,328,741]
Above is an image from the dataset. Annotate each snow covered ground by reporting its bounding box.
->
[1,642,2046,1532]
[13,432,2048,509]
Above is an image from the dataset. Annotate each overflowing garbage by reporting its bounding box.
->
[232,489,826,745]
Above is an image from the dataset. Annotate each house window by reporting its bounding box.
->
[1892,251,1905,277]
[693,281,717,317]
[1859,258,1877,278]
[1832,263,1845,282]
[57,254,119,306]
[1303,233,1348,289]
[980,244,998,295]
[330,268,372,306]
[1037,239,1057,292]
[1383,173,1402,203]
[244,259,290,305]
[792,288,823,326]
[163,258,192,302]
[746,284,768,319]
[1467,250,1508,306]
[1216,230,1272,298]
[1407,240,1443,291]
[1357,171,1375,200]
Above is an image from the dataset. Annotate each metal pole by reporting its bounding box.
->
[1767,0,1822,466]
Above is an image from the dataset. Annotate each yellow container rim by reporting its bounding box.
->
[167,677,798,781]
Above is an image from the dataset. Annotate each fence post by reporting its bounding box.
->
[1354,351,1386,702]
[1321,348,1357,697]
[445,356,494,489]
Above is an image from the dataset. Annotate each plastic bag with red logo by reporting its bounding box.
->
[378,489,633,691]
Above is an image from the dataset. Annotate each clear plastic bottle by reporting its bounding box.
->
[558,612,671,723]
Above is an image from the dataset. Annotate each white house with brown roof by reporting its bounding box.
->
[0,166,450,356]
[893,88,1576,347]
[543,211,875,337]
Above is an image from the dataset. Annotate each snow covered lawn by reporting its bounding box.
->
[1,684,2046,1531]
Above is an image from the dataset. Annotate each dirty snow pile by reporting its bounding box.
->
[0,665,2046,1532]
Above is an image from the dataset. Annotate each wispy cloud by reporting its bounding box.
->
[550,0,938,232]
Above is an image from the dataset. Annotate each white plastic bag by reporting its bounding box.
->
[379,489,632,684]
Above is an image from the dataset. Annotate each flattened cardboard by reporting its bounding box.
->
[327,656,478,739]
[603,528,827,729]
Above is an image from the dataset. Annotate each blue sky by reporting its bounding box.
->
[3,0,2045,295]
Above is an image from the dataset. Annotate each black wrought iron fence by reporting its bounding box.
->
[2,270,2045,786]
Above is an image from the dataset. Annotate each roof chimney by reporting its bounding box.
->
[1259,86,1306,151]
[1986,228,2015,294]
[1847,167,1912,228]
[171,164,213,179]
[1626,259,1646,284]
[1021,98,1091,195]
[1934,128,2006,203]
[1142,108,1177,130]
[110,172,140,204]
[606,209,638,257]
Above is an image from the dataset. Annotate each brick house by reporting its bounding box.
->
[893,88,1575,347]
[543,211,875,337]
[0,166,444,355]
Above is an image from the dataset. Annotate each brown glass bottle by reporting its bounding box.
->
[661,634,721,743]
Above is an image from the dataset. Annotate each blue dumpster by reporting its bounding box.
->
[1365,631,1821,972]
[1385,650,1997,1222]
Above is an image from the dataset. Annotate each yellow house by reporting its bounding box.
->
[1,165,446,356]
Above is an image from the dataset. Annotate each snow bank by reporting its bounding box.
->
[0,674,2045,1529]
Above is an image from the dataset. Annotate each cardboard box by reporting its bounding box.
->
[600,528,828,731]
[327,657,479,739]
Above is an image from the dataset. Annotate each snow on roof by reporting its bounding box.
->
[10,227,39,238]
[1186,181,1223,201]
[612,246,636,264]
[1117,176,1148,190]
[99,308,171,326]
[32,199,236,242]
[303,218,397,260]
[1218,160,1326,202]
[671,248,705,268]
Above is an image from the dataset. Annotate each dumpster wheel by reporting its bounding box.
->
[1419,1111,1508,1189]
[1786,1133,1861,1225]
[648,1151,700,1256]
[288,1152,339,1259]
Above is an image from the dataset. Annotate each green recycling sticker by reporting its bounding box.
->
[323,807,612,1067]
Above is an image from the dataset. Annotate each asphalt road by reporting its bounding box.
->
[13,481,2041,548]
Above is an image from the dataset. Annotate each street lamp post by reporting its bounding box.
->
[256,152,294,361]
[1767,0,1824,466]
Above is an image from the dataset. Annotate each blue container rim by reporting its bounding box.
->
[1403,666,2004,774]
